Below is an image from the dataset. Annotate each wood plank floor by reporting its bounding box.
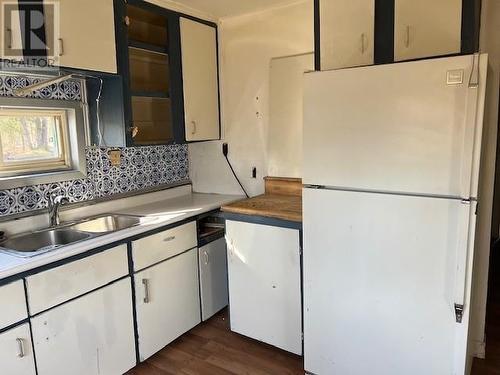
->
[471,245,500,375]
[126,308,304,375]
[128,250,500,375]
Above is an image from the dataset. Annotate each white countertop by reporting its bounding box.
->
[0,191,242,280]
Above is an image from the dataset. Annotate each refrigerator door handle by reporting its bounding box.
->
[453,201,473,324]
[454,304,464,323]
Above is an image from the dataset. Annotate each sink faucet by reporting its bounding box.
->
[48,190,69,227]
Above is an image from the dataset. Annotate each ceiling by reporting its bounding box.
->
[168,0,303,18]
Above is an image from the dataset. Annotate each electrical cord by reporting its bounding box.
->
[223,143,249,198]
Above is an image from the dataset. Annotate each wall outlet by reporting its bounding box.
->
[109,150,121,166]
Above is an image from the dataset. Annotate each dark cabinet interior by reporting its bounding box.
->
[115,0,186,146]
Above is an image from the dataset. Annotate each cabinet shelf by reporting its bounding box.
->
[131,91,169,98]
[128,40,168,55]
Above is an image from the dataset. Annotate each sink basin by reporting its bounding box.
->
[0,214,145,258]
[0,229,92,257]
[69,214,143,233]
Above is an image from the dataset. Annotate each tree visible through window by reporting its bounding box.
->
[0,109,70,176]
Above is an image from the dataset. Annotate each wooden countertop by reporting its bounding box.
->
[221,177,302,223]
[221,194,302,222]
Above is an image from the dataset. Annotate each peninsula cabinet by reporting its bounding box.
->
[114,0,220,145]
[31,278,136,375]
[225,220,302,355]
[0,324,36,375]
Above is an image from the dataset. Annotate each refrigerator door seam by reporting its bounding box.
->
[304,185,469,201]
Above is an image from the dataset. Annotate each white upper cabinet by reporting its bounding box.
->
[0,0,23,61]
[320,0,374,70]
[394,0,462,61]
[44,0,117,73]
[180,17,220,141]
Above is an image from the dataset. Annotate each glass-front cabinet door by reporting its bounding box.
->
[116,0,183,146]
[126,4,173,145]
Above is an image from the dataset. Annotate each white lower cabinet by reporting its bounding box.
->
[135,248,201,361]
[199,238,229,321]
[31,278,136,375]
[0,323,36,375]
[225,220,302,355]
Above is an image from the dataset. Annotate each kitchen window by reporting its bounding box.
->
[0,96,89,189]
[0,109,70,175]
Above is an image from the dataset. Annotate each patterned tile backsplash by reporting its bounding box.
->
[0,73,82,101]
[0,145,189,218]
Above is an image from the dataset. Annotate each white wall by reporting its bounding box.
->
[468,0,500,363]
[268,53,314,178]
[189,1,314,195]
[145,0,216,21]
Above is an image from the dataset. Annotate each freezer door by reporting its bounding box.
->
[303,54,488,198]
[303,188,475,375]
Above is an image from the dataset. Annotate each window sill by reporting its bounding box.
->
[0,169,87,190]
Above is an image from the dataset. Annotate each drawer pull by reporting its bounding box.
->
[204,250,209,265]
[163,235,176,242]
[58,38,64,56]
[6,28,12,49]
[142,279,150,304]
[360,33,366,54]
[16,338,25,358]
[405,25,411,48]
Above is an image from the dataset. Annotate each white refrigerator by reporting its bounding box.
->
[302,54,488,375]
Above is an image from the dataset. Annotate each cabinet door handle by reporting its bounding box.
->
[191,121,197,135]
[124,16,130,26]
[360,33,366,54]
[142,279,150,303]
[405,26,411,48]
[16,338,25,358]
[6,28,12,49]
[130,126,139,138]
[204,250,209,265]
[58,38,64,56]
[163,235,175,242]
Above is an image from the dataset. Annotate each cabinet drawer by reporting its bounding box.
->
[0,280,28,330]
[26,245,129,315]
[132,221,197,271]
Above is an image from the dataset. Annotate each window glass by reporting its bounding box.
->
[0,109,69,174]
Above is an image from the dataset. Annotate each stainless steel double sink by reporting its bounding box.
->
[0,214,144,258]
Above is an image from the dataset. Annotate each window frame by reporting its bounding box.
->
[0,96,89,189]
